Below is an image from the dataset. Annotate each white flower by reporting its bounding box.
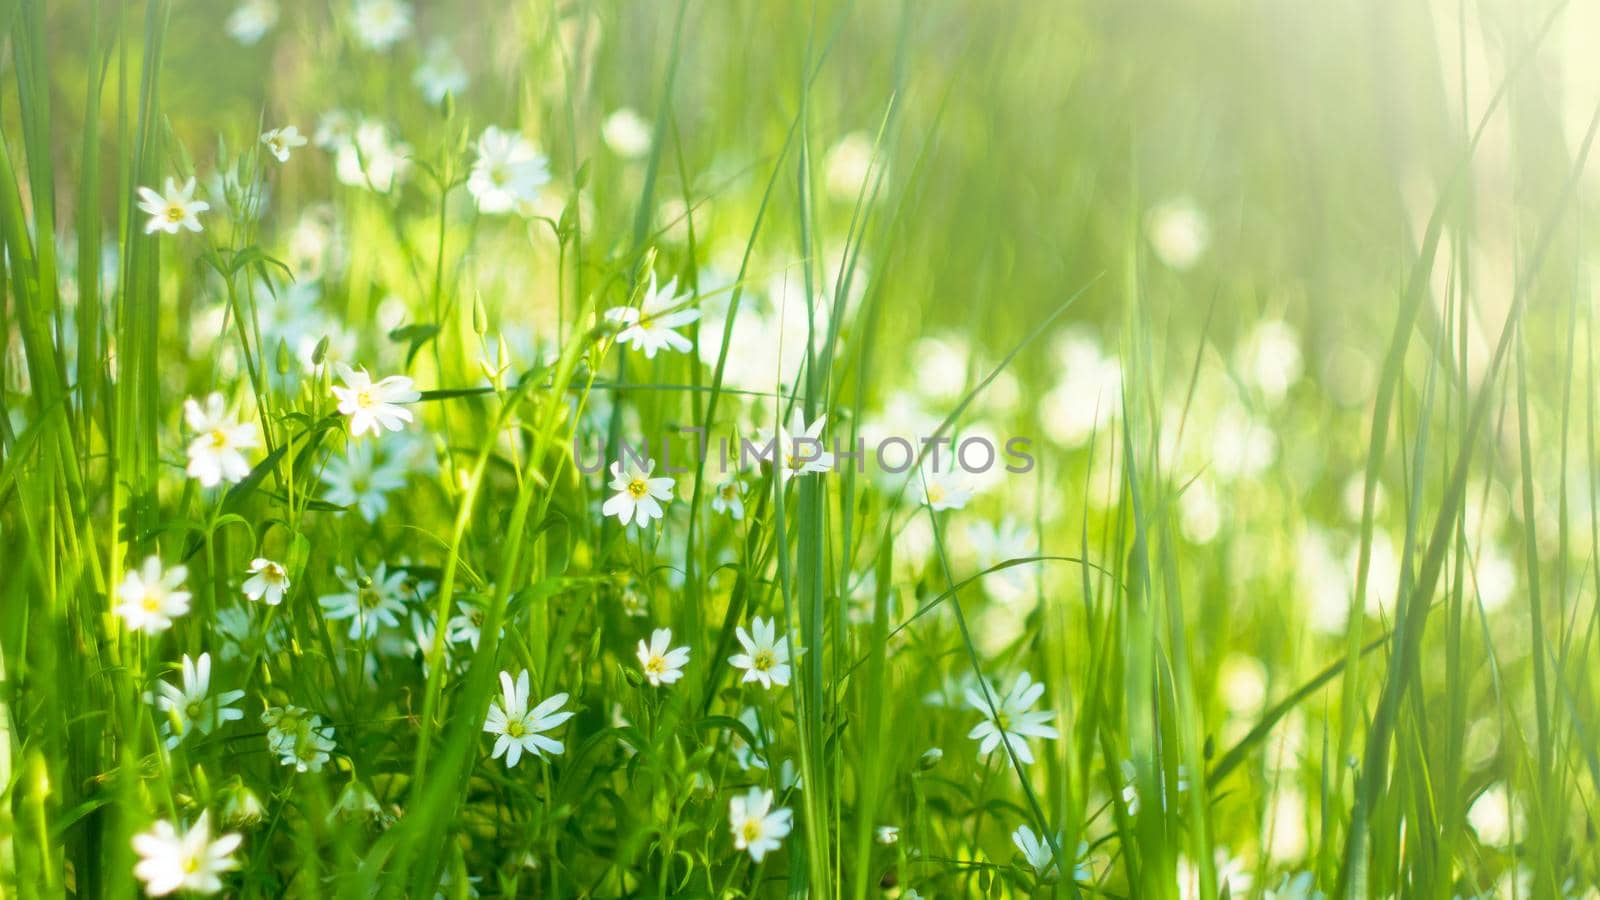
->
[349,0,411,49]
[965,671,1059,764]
[242,558,290,605]
[728,787,793,862]
[320,439,408,521]
[601,459,674,527]
[919,465,972,512]
[445,603,487,649]
[875,825,899,845]
[263,706,336,772]
[115,557,191,634]
[414,40,469,105]
[330,120,411,192]
[483,670,574,767]
[319,562,408,640]
[711,475,746,520]
[332,364,420,437]
[602,107,653,159]
[1011,825,1054,878]
[966,517,1037,603]
[466,127,550,215]
[728,616,792,690]
[137,177,209,235]
[183,393,259,487]
[762,410,834,482]
[603,274,699,358]
[132,811,242,896]
[1147,195,1210,270]
[636,628,690,687]
[226,0,278,44]
[145,653,245,750]
[260,125,308,163]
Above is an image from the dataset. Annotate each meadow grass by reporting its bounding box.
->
[2,0,1600,897]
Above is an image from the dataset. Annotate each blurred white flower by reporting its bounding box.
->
[966,671,1059,764]
[321,439,408,521]
[1010,825,1061,881]
[414,40,469,105]
[137,177,209,235]
[1039,330,1121,448]
[467,127,550,215]
[729,787,793,862]
[729,616,792,690]
[919,464,972,512]
[330,120,411,192]
[350,0,412,50]
[602,459,674,527]
[1241,320,1303,403]
[242,558,290,605]
[132,811,241,896]
[225,0,278,44]
[145,653,244,749]
[602,107,653,158]
[332,364,420,437]
[762,410,834,482]
[711,475,746,520]
[875,825,899,845]
[484,669,573,767]
[260,125,307,163]
[116,557,191,634]
[263,705,335,772]
[1147,196,1210,270]
[1467,782,1522,847]
[320,562,408,640]
[823,131,881,201]
[1265,786,1308,863]
[636,627,690,687]
[183,393,259,488]
[1178,477,1222,544]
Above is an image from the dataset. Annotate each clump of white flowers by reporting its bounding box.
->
[263,705,336,773]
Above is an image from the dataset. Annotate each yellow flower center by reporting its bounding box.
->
[627,478,649,499]
[742,819,764,843]
[506,719,525,738]
[645,655,666,675]
[209,428,231,448]
[753,649,776,672]
[359,588,383,609]
[926,483,946,504]
[356,389,374,408]
[165,204,185,222]
[182,854,201,873]
[141,592,162,613]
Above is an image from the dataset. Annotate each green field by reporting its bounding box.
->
[3,0,1599,896]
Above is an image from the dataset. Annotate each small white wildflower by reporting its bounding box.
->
[260,125,308,163]
[242,558,290,605]
[603,274,699,358]
[965,671,1059,764]
[331,364,420,437]
[483,669,574,767]
[728,786,793,862]
[145,652,245,749]
[728,616,792,690]
[183,393,259,487]
[319,562,409,639]
[466,127,550,215]
[137,177,209,235]
[131,811,242,896]
[115,557,191,634]
[636,627,690,687]
[601,459,674,527]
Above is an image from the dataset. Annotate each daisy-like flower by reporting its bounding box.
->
[764,410,835,482]
[349,0,411,49]
[115,557,192,634]
[636,628,690,687]
[226,0,278,44]
[466,126,550,215]
[965,671,1060,764]
[603,274,699,358]
[145,653,245,749]
[601,459,674,527]
[919,465,972,512]
[183,393,259,488]
[260,125,308,163]
[132,811,242,896]
[483,669,574,767]
[262,705,337,772]
[319,562,408,640]
[331,120,411,192]
[728,616,792,690]
[332,364,420,437]
[711,475,746,520]
[414,40,469,105]
[242,558,290,605]
[320,440,409,521]
[137,177,209,235]
[728,787,793,863]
